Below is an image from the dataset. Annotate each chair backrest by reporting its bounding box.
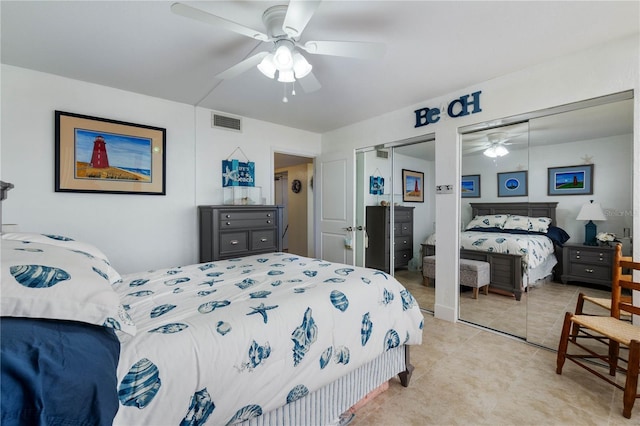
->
[612,243,640,320]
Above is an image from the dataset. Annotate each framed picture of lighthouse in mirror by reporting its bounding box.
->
[402,169,424,202]
[55,111,166,195]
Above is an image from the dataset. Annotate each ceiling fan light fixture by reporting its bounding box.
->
[278,69,295,83]
[483,144,509,158]
[273,44,293,69]
[292,52,312,79]
[257,53,276,79]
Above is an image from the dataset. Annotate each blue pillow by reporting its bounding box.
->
[546,226,571,247]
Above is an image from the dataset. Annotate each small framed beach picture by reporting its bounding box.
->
[461,175,481,198]
[497,170,528,197]
[55,111,166,195]
[402,169,424,202]
[547,164,594,196]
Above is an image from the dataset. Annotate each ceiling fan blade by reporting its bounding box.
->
[297,72,321,93]
[282,0,322,38]
[171,2,269,41]
[216,52,269,80]
[302,40,386,59]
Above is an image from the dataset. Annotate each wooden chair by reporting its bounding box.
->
[571,255,633,343]
[556,244,640,419]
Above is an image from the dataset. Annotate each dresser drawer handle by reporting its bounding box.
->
[226,222,231,226]
[575,255,580,259]
[230,240,239,245]
[260,238,268,242]
[266,213,272,217]
[266,220,271,224]
[225,214,231,218]
[584,268,594,273]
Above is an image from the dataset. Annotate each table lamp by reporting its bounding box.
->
[576,200,606,246]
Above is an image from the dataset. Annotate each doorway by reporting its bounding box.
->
[274,152,315,257]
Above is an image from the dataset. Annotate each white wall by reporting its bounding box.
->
[462,134,633,242]
[321,35,639,322]
[1,65,321,273]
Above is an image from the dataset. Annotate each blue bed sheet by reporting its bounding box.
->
[1,317,120,426]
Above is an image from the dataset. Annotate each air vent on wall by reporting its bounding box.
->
[376,149,389,159]
[212,112,242,132]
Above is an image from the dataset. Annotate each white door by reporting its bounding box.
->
[316,151,354,264]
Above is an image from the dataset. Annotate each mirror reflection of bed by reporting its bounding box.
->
[459,93,633,347]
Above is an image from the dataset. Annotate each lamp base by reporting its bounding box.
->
[583,220,598,246]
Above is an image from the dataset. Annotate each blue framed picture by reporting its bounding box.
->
[369,176,384,195]
[547,164,594,195]
[497,171,528,197]
[461,175,480,198]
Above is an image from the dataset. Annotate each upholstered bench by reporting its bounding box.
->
[422,255,490,299]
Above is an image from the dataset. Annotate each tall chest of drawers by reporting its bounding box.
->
[365,206,414,273]
[198,205,284,262]
[561,243,615,288]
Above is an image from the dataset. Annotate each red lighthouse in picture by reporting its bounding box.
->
[414,179,420,195]
[90,136,109,168]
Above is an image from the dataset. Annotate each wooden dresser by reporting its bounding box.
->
[365,205,414,273]
[198,205,284,262]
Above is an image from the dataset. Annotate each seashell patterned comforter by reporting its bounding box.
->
[459,230,556,270]
[112,252,424,425]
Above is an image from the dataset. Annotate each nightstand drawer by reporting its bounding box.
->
[567,248,612,264]
[567,263,611,281]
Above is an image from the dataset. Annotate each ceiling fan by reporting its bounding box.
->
[171,1,386,100]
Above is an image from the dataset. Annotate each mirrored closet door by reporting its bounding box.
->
[356,137,436,313]
[459,92,633,348]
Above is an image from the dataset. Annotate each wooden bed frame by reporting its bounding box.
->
[426,202,559,301]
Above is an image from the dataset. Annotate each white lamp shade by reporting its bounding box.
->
[292,52,312,79]
[576,201,606,221]
[257,54,276,79]
[277,69,295,83]
[273,45,293,69]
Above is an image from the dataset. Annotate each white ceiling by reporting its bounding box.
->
[2,1,638,134]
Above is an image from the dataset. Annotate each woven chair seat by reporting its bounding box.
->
[581,295,632,317]
[572,315,640,346]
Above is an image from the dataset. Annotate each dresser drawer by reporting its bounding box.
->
[394,222,413,236]
[394,235,412,251]
[395,249,413,266]
[567,248,612,264]
[218,210,277,221]
[220,217,277,229]
[252,229,277,251]
[219,231,249,255]
[568,262,611,281]
[394,210,412,222]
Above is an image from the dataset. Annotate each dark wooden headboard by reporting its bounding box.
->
[469,202,558,226]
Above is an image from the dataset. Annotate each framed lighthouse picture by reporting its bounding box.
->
[55,111,166,195]
[402,169,424,203]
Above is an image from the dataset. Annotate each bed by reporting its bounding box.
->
[424,202,566,301]
[1,231,424,426]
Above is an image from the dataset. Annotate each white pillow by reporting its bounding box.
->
[2,232,121,284]
[503,215,552,233]
[1,238,135,335]
[465,214,509,230]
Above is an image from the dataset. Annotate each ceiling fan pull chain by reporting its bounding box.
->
[292,81,296,96]
[282,83,289,103]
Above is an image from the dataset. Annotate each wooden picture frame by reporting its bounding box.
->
[55,111,166,195]
[402,169,424,202]
[547,164,594,196]
[497,170,528,197]
[461,174,481,198]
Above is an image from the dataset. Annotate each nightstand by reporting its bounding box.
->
[561,243,615,288]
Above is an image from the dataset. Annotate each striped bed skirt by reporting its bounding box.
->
[242,345,407,426]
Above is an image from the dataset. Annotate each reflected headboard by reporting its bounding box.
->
[469,202,558,226]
